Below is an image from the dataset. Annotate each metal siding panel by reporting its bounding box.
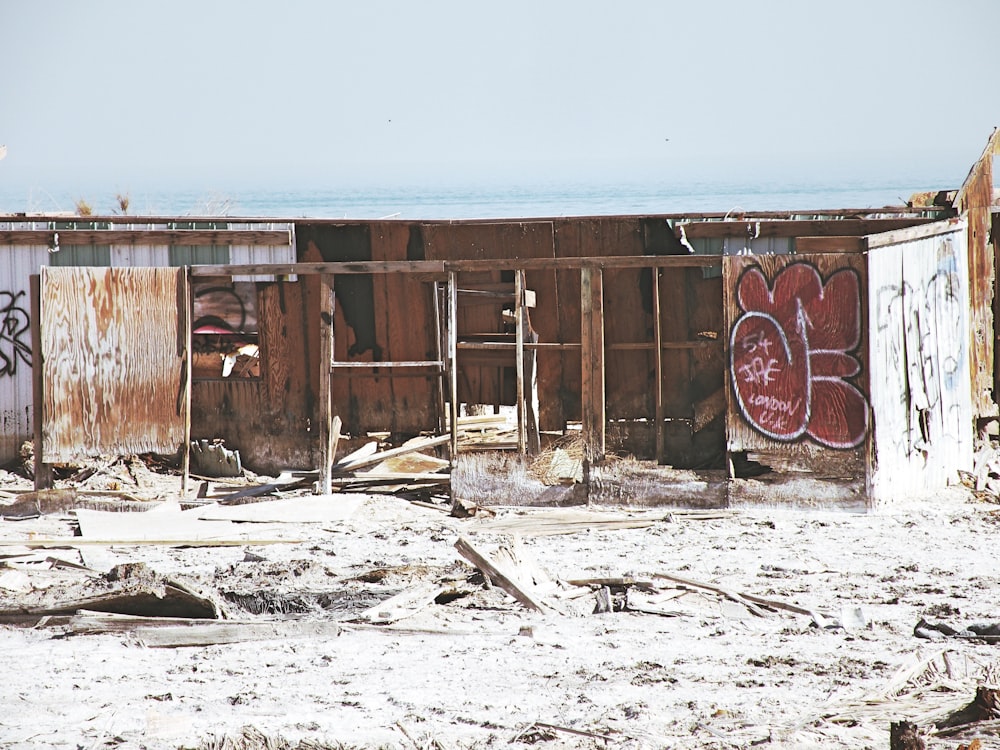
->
[48,244,112,266]
[0,245,50,463]
[110,244,171,266]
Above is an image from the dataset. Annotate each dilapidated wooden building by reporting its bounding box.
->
[3,129,998,508]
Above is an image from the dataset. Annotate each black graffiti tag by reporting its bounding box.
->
[0,290,31,377]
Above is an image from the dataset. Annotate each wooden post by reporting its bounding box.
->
[318,274,335,494]
[432,281,447,435]
[447,272,459,465]
[29,273,53,490]
[652,267,664,464]
[515,269,526,455]
[179,267,192,496]
[580,266,605,467]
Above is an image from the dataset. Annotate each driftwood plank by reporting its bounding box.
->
[652,572,770,618]
[195,494,364,524]
[454,536,550,613]
[355,583,444,624]
[135,621,343,648]
[332,435,450,474]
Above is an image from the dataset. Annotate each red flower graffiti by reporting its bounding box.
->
[730,263,869,449]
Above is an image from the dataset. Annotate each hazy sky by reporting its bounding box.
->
[2,0,998,195]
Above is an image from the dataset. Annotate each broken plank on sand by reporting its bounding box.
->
[454,536,550,613]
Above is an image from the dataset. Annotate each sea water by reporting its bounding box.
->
[0,175,961,220]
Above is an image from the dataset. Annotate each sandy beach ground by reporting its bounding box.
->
[0,464,998,750]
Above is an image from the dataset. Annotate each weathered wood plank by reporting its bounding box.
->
[318,274,334,492]
[41,267,186,461]
[0,230,291,246]
[795,236,866,253]
[682,217,935,239]
[189,255,721,277]
[454,536,549,613]
[332,434,450,473]
[956,131,999,421]
[580,267,605,463]
[864,217,967,249]
[723,253,868,485]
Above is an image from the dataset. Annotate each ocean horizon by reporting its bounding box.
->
[0,174,964,220]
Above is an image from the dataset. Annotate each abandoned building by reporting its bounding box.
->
[1,129,998,509]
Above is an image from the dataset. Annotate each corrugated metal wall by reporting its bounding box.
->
[0,242,50,463]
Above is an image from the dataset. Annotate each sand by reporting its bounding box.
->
[0,471,998,749]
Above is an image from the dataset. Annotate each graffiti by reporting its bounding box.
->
[0,290,31,377]
[193,284,249,337]
[873,249,967,459]
[730,263,869,449]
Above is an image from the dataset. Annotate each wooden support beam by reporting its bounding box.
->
[188,256,721,277]
[653,268,664,464]
[515,269,526,455]
[432,281,447,435]
[29,274,53,490]
[447,272,459,465]
[318,274,335,494]
[679,217,936,239]
[179,267,192,496]
[191,261,448,276]
[795,236,866,253]
[0,230,292,247]
[580,267,605,465]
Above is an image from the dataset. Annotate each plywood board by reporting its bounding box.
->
[195,494,364,523]
[724,254,868,479]
[867,225,973,499]
[41,267,186,461]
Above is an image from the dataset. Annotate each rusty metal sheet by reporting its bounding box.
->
[955,128,1000,419]
[41,266,187,461]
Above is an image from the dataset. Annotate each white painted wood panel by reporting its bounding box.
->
[867,221,972,501]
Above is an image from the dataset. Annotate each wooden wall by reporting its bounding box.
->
[724,253,869,488]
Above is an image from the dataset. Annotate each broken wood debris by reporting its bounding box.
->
[652,571,833,625]
[189,439,242,478]
[65,611,342,648]
[473,508,660,536]
[0,562,221,622]
[510,721,614,744]
[454,536,552,613]
[914,618,1000,643]
[353,582,445,625]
